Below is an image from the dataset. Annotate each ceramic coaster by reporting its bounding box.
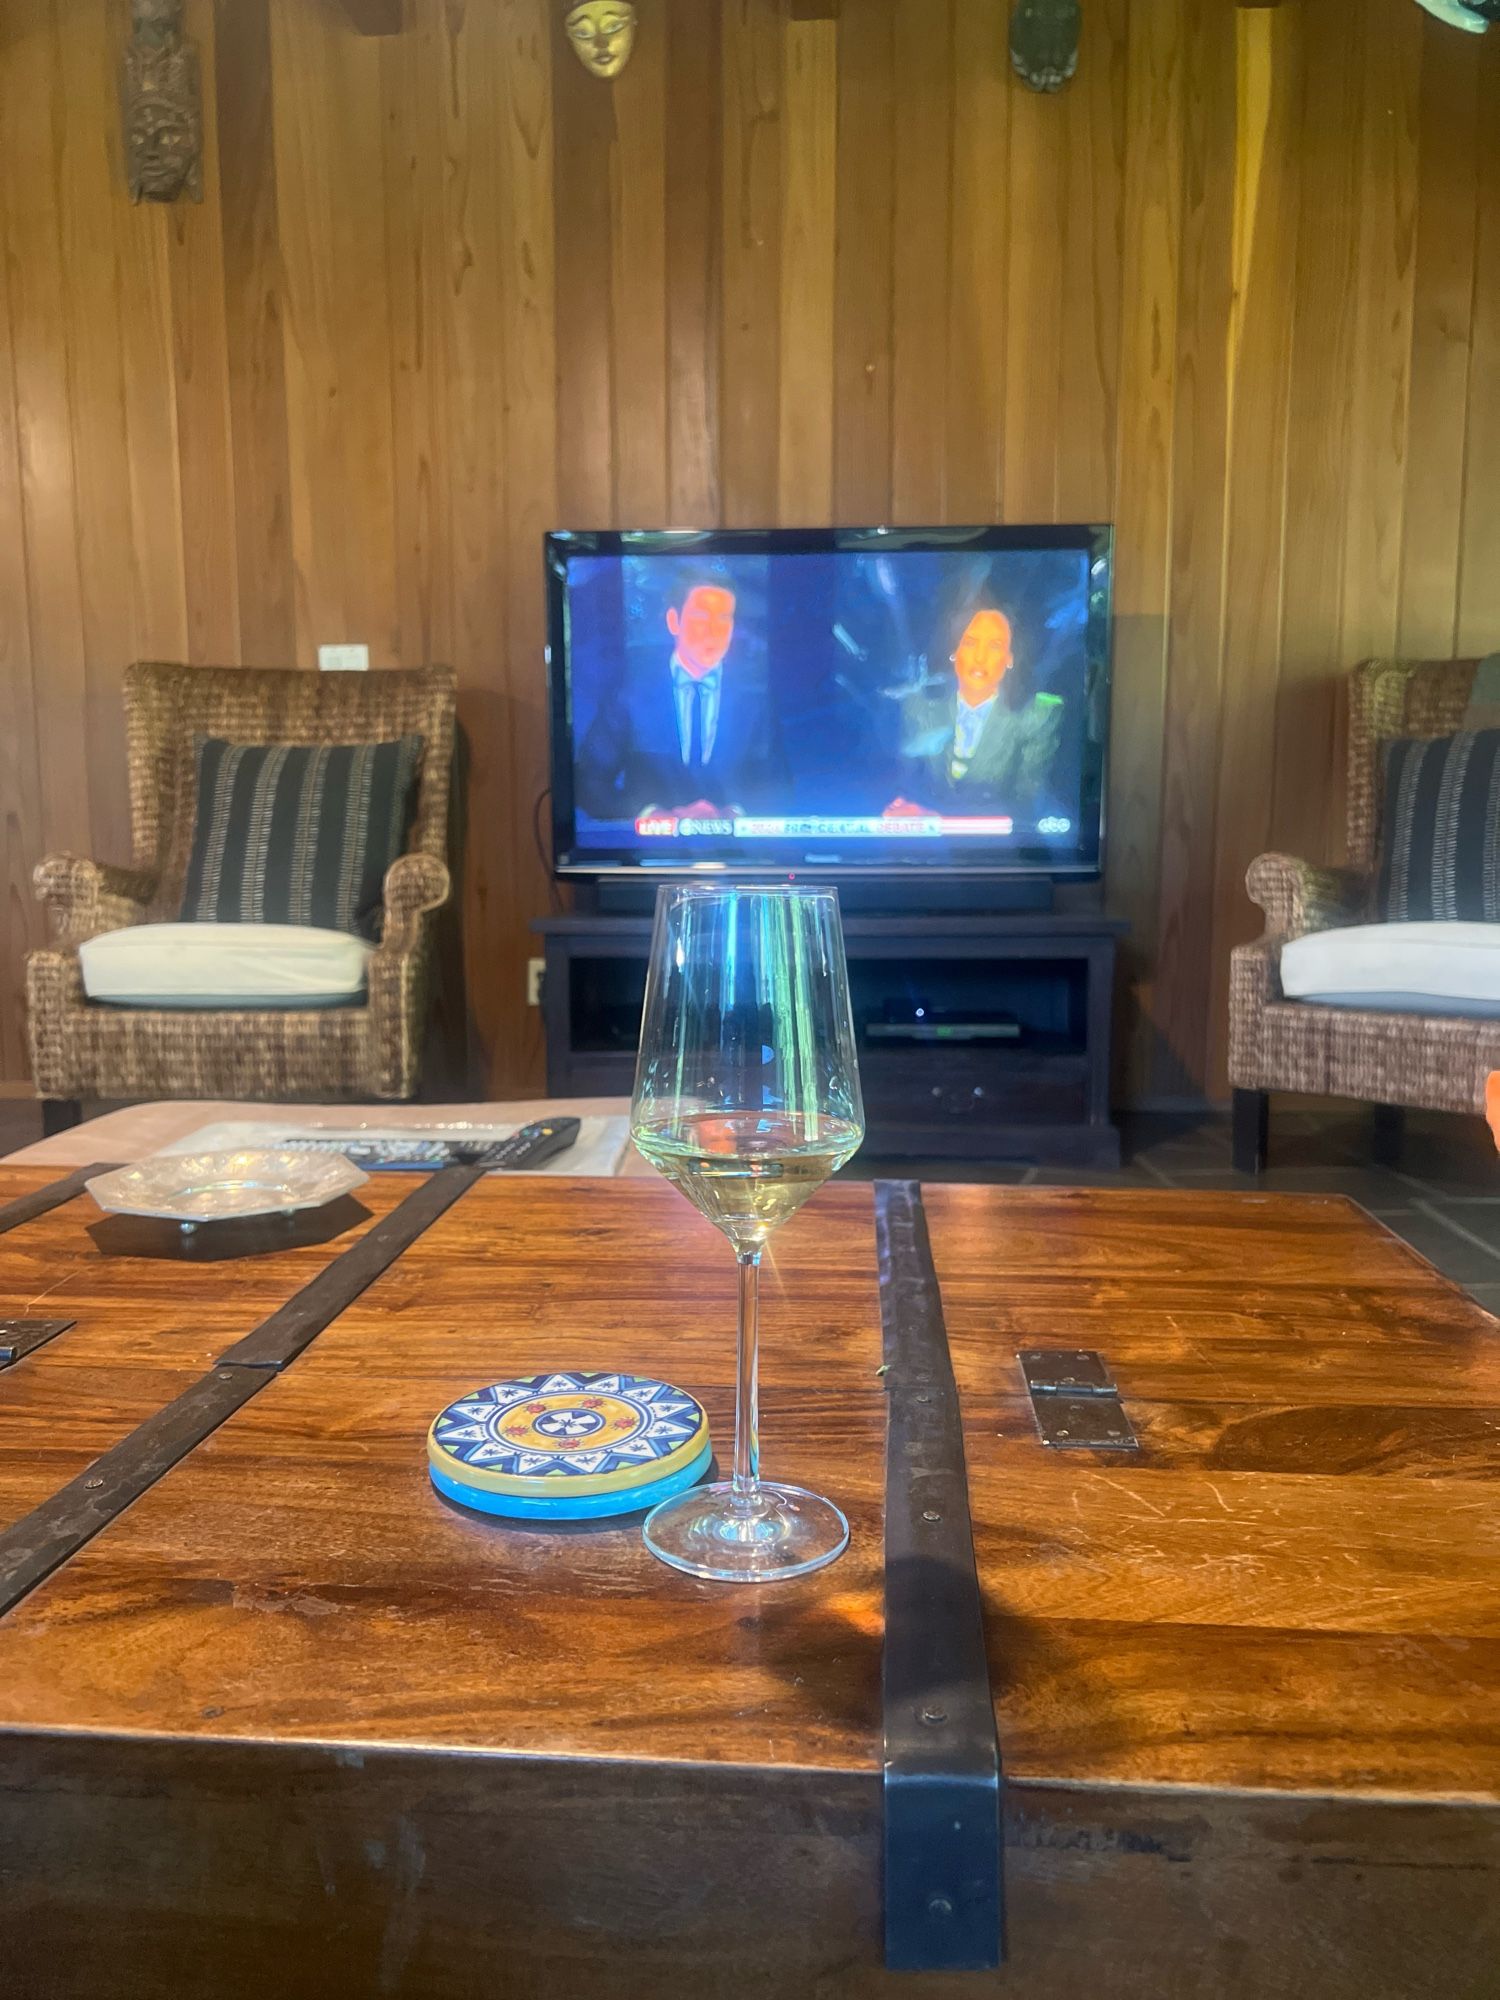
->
[428,1370,711,1521]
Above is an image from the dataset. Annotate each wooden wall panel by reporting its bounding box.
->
[607,0,668,527]
[1103,0,1185,1098]
[57,0,139,856]
[720,0,784,529]
[491,0,559,1095]
[663,0,722,526]
[944,0,1009,523]
[1054,0,1127,527]
[831,0,894,523]
[0,0,1496,1103]
[777,11,837,526]
[551,5,616,528]
[1338,2,1421,670]
[216,0,297,667]
[1397,21,1480,659]
[3,0,95,866]
[889,0,952,524]
[166,0,240,665]
[1203,3,1304,1096]
[0,90,46,1084]
[1272,0,1363,872]
[1151,0,1231,1103]
[1456,32,1500,658]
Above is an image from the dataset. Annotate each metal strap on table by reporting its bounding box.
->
[875,1179,1004,1974]
[0,1164,486,1619]
[0,1163,121,1237]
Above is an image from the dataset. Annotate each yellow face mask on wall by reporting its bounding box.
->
[565,0,638,80]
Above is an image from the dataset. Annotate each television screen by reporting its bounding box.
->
[546,525,1112,878]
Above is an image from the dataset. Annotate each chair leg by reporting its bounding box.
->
[41,1099,83,1139]
[1372,1102,1405,1168]
[1232,1089,1269,1175]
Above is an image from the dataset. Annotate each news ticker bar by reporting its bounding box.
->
[634,814,1016,840]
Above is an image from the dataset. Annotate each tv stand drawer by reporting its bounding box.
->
[860,1050,1090,1128]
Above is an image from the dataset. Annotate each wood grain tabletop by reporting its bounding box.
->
[1,1169,1497,1998]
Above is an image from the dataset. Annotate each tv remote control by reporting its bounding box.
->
[275,1122,583,1172]
[466,1118,583,1171]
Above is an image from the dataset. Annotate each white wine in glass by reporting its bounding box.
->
[631,885,865,1582]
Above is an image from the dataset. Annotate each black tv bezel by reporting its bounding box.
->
[545,523,1114,882]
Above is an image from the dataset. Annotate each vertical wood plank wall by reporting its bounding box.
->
[0,0,1496,1101]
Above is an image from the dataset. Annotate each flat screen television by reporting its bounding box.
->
[546,524,1113,880]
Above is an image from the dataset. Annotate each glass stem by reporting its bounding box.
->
[732,1247,762,1506]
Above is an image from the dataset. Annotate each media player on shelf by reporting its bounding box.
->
[867,1010,1023,1045]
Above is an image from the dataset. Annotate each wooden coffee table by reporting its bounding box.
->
[0,1167,1495,1997]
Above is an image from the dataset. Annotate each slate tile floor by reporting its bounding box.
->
[2,1097,1496,1316]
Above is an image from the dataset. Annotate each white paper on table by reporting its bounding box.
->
[157,1117,633,1178]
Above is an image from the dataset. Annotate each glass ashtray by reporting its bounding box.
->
[86,1149,368,1228]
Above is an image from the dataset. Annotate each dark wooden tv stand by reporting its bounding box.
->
[534,910,1125,1166]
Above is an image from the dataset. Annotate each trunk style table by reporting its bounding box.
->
[0,1166,1495,1998]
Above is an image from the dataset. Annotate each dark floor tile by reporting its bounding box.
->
[1126,1133,1233,1172]
[1025,1166,1162,1189]
[1254,1164,1419,1204]
[1382,1206,1500,1286]
[1263,1133,1374,1170]
[1395,1163,1500,1202]
[1413,1200,1499,1254]
[1348,1204,1425,1229]
[1157,1165,1408,1203]
[844,1158,1033,1186]
[1120,1114,1231,1163]
[1416,1200,1496,1248]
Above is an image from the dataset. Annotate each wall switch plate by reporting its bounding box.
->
[527,958,546,1008]
[318,644,369,672]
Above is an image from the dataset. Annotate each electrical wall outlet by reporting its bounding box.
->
[318,643,369,672]
[527,958,546,1008]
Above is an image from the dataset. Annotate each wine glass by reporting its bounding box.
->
[631,884,866,1582]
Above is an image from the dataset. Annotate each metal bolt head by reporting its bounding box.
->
[84,1477,104,1490]
[927,1894,955,1920]
[922,1508,941,1523]
[919,1706,947,1726]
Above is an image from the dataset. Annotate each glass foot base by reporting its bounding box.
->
[643,1480,849,1584]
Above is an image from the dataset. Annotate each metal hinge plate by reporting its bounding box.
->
[0,1318,76,1367]
[1019,1349,1139,1451]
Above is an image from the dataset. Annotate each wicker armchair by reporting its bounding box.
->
[27,665,457,1125]
[1229,658,1500,1171]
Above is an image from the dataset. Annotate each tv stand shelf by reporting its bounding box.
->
[534,910,1125,1167]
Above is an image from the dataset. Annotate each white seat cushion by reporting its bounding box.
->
[79,923,372,1009]
[1281,921,1500,1017]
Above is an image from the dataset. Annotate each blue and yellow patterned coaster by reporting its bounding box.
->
[428,1371,711,1521]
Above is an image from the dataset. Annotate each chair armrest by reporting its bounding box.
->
[365,854,451,1100]
[1244,853,1369,948]
[33,855,157,945]
[375,853,451,952]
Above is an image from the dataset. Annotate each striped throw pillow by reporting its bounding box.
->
[180,735,424,939]
[1377,729,1500,923]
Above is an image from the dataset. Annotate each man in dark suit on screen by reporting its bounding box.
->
[577,579,781,821]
